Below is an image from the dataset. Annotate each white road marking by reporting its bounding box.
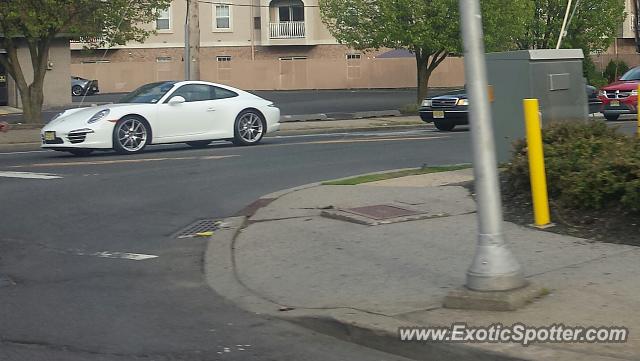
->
[76,251,158,261]
[0,171,62,179]
[0,150,49,156]
[11,154,239,168]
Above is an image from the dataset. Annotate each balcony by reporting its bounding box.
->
[269,21,305,39]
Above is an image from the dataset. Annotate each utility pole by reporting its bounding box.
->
[184,2,190,80]
[459,0,526,291]
[188,0,200,80]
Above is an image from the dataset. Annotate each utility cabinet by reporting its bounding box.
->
[486,49,587,162]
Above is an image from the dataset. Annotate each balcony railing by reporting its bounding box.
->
[269,21,305,39]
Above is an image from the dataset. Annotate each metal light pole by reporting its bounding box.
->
[459,0,526,291]
[184,1,190,80]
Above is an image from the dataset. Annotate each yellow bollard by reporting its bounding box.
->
[637,84,640,139]
[523,99,551,227]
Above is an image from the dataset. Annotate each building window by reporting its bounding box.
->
[346,54,361,60]
[156,7,171,30]
[217,56,232,62]
[214,4,232,31]
[156,56,172,63]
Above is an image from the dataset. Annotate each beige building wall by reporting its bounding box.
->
[70,55,465,93]
[70,0,466,91]
[7,38,71,109]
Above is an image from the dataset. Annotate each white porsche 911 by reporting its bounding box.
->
[41,81,280,155]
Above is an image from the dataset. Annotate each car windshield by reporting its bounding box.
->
[119,82,176,104]
[619,67,640,81]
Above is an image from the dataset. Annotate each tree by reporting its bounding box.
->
[319,0,533,102]
[517,0,626,53]
[0,0,171,124]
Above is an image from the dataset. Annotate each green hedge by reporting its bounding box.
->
[505,121,640,211]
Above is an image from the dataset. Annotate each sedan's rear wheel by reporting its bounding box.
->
[233,110,265,146]
[434,120,456,131]
[113,116,149,154]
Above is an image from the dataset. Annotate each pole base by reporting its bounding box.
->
[444,281,548,311]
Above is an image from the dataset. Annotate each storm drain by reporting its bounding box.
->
[174,219,221,239]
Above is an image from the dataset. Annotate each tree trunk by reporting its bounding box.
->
[415,51,429,103]
[21,84,44,124]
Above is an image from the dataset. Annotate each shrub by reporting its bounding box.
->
[584,57,608,88]
[603,59,630,83]
[505,121,640,211]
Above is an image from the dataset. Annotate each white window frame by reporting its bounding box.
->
[213,3,233,32]
[156,6,172,32]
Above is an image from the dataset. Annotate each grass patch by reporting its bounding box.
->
[399,103,419,115]
[323,164,471,185]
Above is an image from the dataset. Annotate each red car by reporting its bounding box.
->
[598,66,640,121]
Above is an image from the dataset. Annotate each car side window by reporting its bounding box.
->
[214,87,238,100]
[169,84,217,102]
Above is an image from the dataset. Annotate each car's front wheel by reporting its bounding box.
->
[434,120,456,131]
[232,110,265,146]
[604,114,620,121]
[72,85,84,96]
[113,116,150,154]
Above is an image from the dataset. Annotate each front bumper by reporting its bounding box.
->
[419,107,469,124]
[602,102,636,116]
[41,122,113,149]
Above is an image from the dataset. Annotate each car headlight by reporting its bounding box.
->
[421,99,432,107]
[457,99,469,106]
[598,90,605,97]
[88,109,110,124]
[632,90,638,96]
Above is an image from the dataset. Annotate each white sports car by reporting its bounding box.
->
[41,81,280,155]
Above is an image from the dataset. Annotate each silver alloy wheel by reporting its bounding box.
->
[72,85,83,96]
[237,112,263,143]
[116,118,148,152]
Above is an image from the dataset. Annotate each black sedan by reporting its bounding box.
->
[419,85,603,131]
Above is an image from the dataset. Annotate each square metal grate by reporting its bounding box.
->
[174,219,221,239]
[342,205,420,220]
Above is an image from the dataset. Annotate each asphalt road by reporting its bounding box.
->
[0,126,471,361]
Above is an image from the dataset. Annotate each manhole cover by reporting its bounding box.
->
[174,219,221,239]
[343,205,420,220]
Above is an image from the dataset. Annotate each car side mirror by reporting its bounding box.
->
[168,96,186,105]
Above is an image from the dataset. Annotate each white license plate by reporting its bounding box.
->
[610,100,620,107]
[433,111,445,119]
[44,131,56,141]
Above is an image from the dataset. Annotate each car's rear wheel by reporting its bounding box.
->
[113,116,150,154]
[434,120,456,131]
[72,85,84,96]
[68,149,93,156]
[186,140,211,148]
[604,114,620,121]
[232,110,265,146]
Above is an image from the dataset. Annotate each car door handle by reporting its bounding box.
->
[207,108,216,112]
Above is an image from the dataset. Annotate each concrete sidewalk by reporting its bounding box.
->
[205,169,639,361]
[0,116,426,149]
